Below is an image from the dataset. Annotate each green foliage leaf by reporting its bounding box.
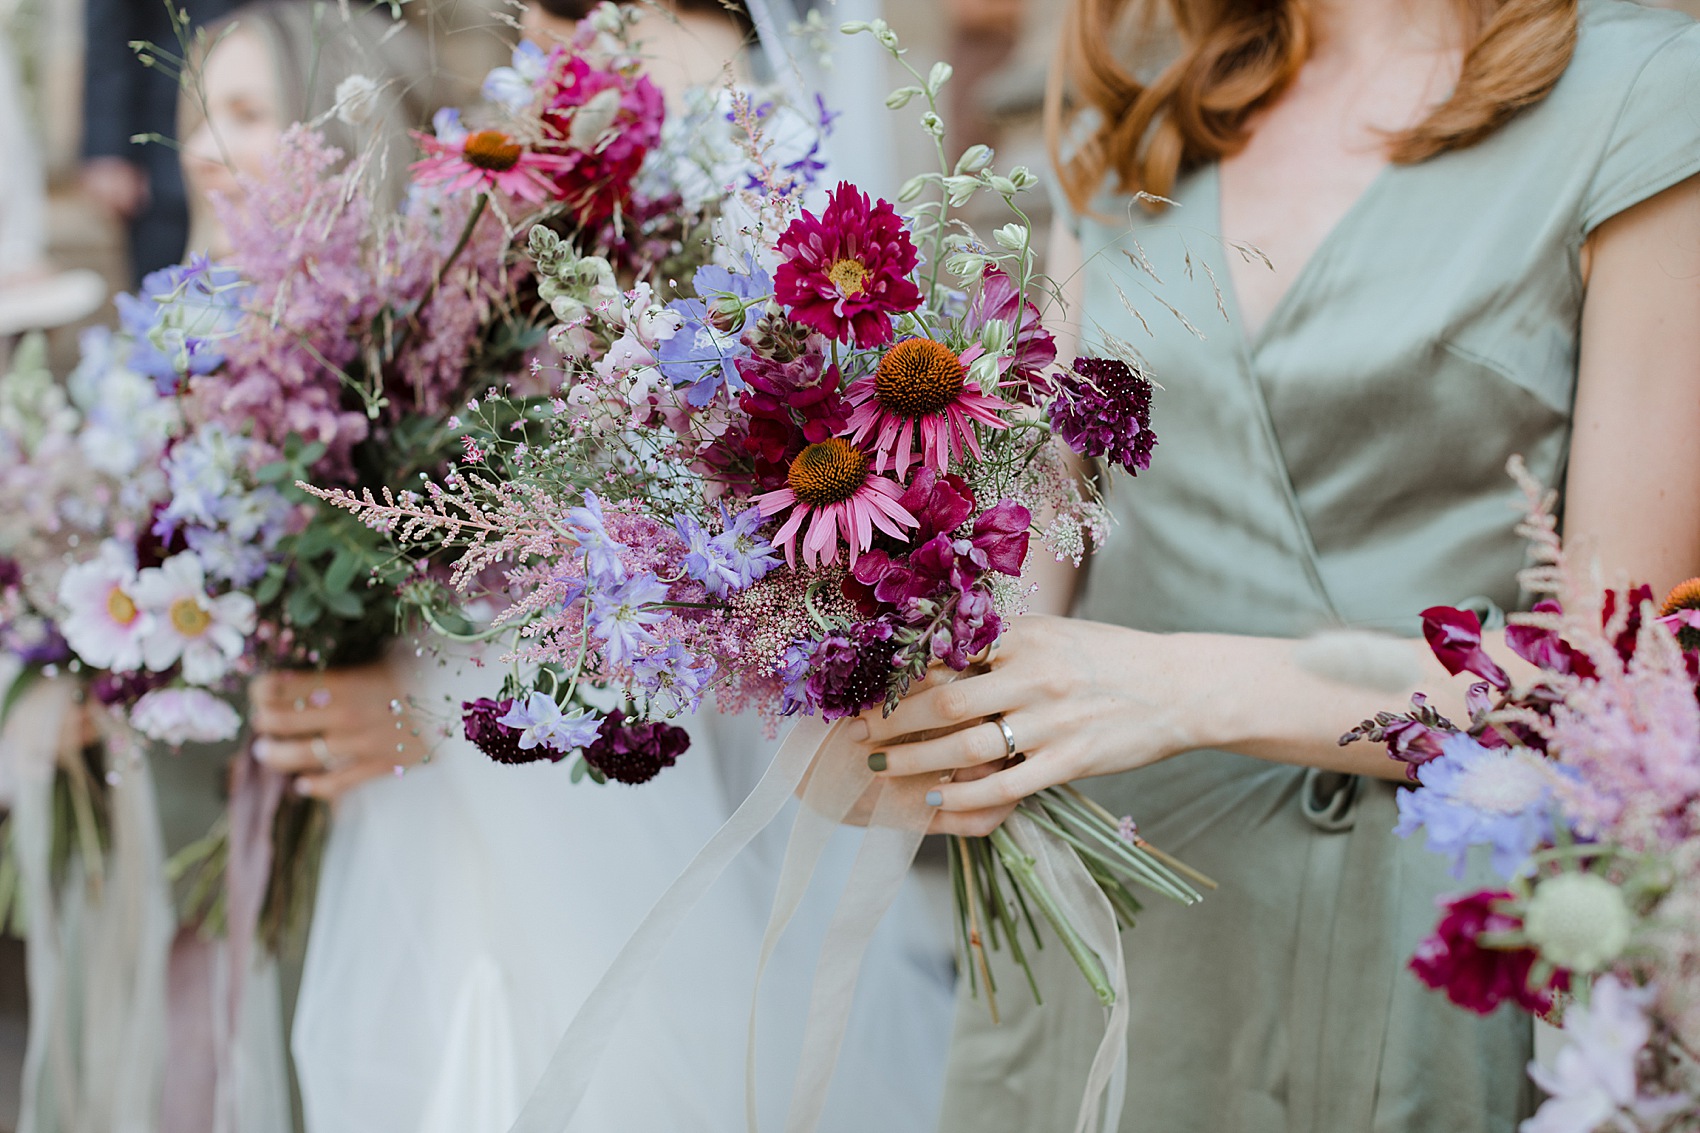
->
[286,587,323,628]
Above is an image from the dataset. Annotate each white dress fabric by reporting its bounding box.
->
[292,639,955,1133]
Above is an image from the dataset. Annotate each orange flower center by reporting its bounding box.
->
[463,130,524,172]
[873,338,966,418]
[106,587,138,627]
[169,597,213,637]
[827,258,868,298]
[1661,577,1700,617]
[787,438,870,507]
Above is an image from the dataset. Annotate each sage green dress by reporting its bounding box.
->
[937,3,1700,1130]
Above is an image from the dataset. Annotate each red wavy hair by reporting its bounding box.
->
[1046,0,1579,213]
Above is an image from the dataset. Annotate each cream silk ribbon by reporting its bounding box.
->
[509,708,1132,1133]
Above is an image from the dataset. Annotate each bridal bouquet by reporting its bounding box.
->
[1345,460,1700,1129]
[309,19,1206,1009]
[16,8,693,945]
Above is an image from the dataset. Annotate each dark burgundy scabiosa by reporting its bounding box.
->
[1410,889,1566,1015]
[462,697,540,765]
[788,619,901,720]
[90,667,171,707]
[581,709,690,785]
[1050,357,1157,475]
[774,182,921,349]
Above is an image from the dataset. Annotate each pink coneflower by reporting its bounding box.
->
[755,438,917,568]
[774,182,921,349]
[411,109,571,204]
[845,338,1007,477]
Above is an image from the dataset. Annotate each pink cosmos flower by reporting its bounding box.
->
[754,437,917,568]
[845,337,1007,477]
[774,182,921,348]
[411,109,572,204]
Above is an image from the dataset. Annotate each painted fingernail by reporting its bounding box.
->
[293,778,315,796]
[308,688,333,708]
[925,790,943,807]
[867,752,887,772]
[252,737,272,760]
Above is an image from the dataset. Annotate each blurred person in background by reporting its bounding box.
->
[0,22,103,343]
[81,0,243,284]
[520,0,753,101]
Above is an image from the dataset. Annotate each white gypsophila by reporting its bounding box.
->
[56,539,151,672]
[334,74,382,126]
[641,86,823,215]
[131,552,256,685]
[1525,872,1636,974]
[129,686,242,745]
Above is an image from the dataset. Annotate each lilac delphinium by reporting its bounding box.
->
[116,255,246,393]
[1393,732,1563,878]
[657,259,772,407]
[497,691,604,758]
[631,642,715,718]
[675,507,781,598]
[1049,357,1156,475]
[565,492,626,584]
[481,40,548,110]
[587,573,670,666]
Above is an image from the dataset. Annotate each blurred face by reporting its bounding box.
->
[182,28,284,226]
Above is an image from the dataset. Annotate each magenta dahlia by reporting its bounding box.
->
[845,338,1008,477]
[774,182,922,348]
[1050,357,1157,475]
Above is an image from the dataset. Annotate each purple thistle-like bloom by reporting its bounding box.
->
[463,697,535,764]
[116,254,246,393]
[790,619,900,720]
[1049,357,1156,475]
[1394,733,1564,878]
[588,573,670,666]
[631,642,715,718]
[497,691,604,755]
[657,259,771,407]
[581,709,690,784]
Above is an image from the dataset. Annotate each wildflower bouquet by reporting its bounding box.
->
[309,19,1206,1008]
[30,10,694,946]
[1344,459,1700,1128]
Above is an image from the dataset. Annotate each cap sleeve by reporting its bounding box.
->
[1581,22,1700,235]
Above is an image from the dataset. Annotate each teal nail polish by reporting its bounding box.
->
[925,790,943,806]
[867,752,887,772]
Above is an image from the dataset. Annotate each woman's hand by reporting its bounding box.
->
[248,662,431,799]
[848,615,1216,835]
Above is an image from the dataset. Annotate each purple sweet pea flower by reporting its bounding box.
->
[1421,606,1511,691]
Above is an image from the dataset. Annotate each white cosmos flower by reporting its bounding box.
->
[131,552,255,684]
[57,540,150,672]
[129,686,242,744]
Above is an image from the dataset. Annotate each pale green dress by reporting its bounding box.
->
[936,2,1700,1130]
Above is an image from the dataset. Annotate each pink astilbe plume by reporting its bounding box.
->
[202,128,376,475]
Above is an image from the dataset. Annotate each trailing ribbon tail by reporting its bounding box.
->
[507,716,832,1133]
